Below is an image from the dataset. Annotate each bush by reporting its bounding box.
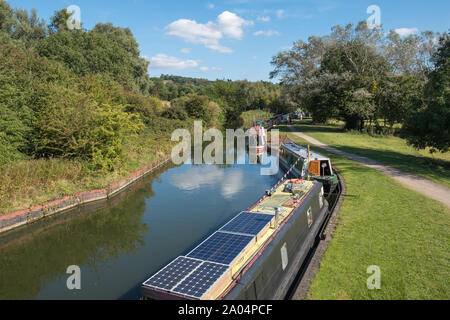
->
[34,86,143,171]
[123,91,163,124]
[161,104,188,120]
[184,94,211,124]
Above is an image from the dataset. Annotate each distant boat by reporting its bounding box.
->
[248,120,267,155]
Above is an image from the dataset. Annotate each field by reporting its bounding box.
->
[287,121,450,188]
[286,132,450,299]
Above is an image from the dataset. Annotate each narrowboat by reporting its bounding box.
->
[248,121,267,155]
[141,158,330,300]
[279,142,338,198]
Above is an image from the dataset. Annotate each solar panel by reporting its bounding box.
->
[143,256,202,291]
[173,261,229,299]
[220,211,274,236]
[187,231,253,265]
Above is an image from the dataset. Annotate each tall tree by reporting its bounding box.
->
[402,34,450,153]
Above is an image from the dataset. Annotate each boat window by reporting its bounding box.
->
[320,160,332,176]
[296,159,304,171]
[307,208,313,227]
[288,154,296,166]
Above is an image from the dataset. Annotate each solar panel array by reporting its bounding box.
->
[143,256,201,290]
[173,261,229,298]
[143,210,275,299]
[187,231,254,265]
[220,211,274,236]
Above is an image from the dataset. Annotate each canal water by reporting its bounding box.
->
[0,150,282,300]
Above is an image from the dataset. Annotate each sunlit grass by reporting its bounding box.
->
[287,133,450,300]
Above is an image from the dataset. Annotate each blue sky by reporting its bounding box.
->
[7,0,450,81]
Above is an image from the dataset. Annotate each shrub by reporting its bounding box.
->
[33,86,143,171]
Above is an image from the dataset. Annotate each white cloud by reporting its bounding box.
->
[165,11,252,53]
[394,28,419,37]
[207,3,214,9]
[276,9,285,19]
[199,66,209,71]
[253,30,281,37]
[146,54,199,69]
[218,11,253,39]
[211,66,222,71]
[257,16,270,22]
[181,48,192,54]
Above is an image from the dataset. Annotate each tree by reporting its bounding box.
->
[9,8,46,47]
[402,35,450,153]
[0,0,13,33]
[48,9,73,34]
[184,94,211,123]
[383,30,440,77]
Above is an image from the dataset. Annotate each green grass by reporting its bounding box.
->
[286,121,450,188]
[0,128,178,214]
[240,110,273,129]
[287,133,450,299]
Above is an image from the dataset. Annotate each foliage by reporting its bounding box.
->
[33,86,143,170]
[271,21,443,133]
[37,25,150,93]
[402,35,450,153]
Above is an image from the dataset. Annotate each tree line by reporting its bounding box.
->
[271,22,449,153]
[0,1,286,170]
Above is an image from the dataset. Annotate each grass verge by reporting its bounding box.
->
[287,132,449,299]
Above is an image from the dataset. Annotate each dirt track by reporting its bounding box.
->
[288,126,450,208]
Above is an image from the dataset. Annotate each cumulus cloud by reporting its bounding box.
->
[211,66,222,71]
[165,11,252,53]
[199,66,209,71]
[394,27,419,37]
[146,54,199,69]
[180,48,192,54]
[257,16,270,22]
[253,30,281,37]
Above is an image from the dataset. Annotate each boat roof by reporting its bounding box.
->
[142,178,318,300]
[281,142,330,161]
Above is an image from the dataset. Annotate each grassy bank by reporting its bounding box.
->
[287,132,450,299]
[0,124,189,215]
[289,121,450,188]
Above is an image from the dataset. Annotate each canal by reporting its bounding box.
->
[0,150,282,300]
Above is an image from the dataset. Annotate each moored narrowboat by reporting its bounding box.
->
[279,142,338,198]
[141,158,330,300]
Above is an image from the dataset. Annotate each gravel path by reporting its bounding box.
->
[288,126,450,208]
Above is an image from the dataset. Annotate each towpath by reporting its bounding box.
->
[288,125,450,208]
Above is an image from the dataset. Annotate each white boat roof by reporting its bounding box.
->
[281,142,330,161]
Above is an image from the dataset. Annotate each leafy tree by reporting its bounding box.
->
[184,94,211,123]
[10,8,46,47]
[34,86,143,170]
[0,0,13,33]
[402,35,450,153]
[48,9,73,34]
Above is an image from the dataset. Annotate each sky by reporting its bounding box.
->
[7,0,450,82]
